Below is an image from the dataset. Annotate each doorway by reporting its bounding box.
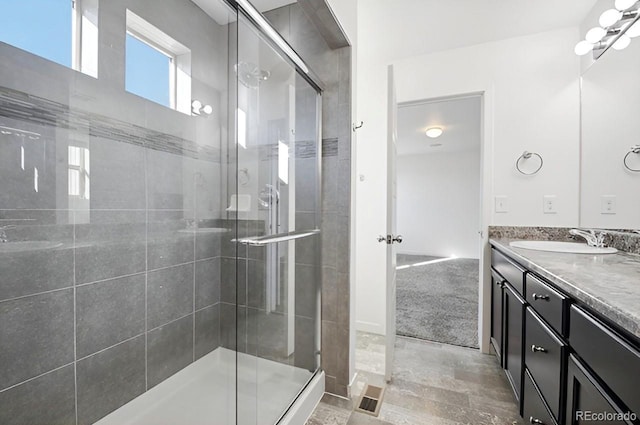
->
[394,95,482,349]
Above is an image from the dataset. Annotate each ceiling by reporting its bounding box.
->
[397,96,481,156]
[360,0,599,61]
[191,0,296,25]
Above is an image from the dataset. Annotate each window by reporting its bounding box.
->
[125,10,191,114]
[126,34,172,107]
[0,0,98,77]
[68,145,90,199]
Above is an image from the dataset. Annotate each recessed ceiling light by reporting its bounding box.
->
[425,127,443,138]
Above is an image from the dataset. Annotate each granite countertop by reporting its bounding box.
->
[490,238,640,340]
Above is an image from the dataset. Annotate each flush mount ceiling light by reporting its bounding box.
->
[575,0,640,57]
[425,127,443,138]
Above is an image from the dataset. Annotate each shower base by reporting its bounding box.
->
[95,348,320,425]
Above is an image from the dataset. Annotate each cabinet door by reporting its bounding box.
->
[565,354,631,425]
[504,283,526,407]
[491,270,504,365]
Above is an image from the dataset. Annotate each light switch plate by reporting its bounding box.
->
[543,195,557,214]
[601,195,617,215]
[495,196,508,213]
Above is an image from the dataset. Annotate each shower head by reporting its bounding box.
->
[235,62,270,89]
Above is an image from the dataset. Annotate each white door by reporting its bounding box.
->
[385,65,400,382]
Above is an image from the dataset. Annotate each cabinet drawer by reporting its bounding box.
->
[570,305,640,415]
[526,308,567,420]
[492,248,526,296]
[526,273,569,336]
[524,370,557,425]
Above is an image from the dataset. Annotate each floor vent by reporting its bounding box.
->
[355,384,385,417]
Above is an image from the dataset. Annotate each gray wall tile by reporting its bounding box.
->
[0,289,74,390]
[147,263,194,329]
[0,365,75,425]
[0,248,73,301]
[147,211,195,270]
[195,304,220,360]
[75,210,146,284]
[294,315,317,371]
[219,302,237,351]
[76,336,146,425]
[147,314,194,388]
[195,257,220,310]
[90,137,146,210]
[76,274,146,358]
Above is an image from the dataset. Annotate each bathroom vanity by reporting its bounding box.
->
[489,239,640,425]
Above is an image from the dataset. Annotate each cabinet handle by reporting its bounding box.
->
[532,293,550,301]
[531,345,547,353]
[529,417,545,424]
[497,280,505,287]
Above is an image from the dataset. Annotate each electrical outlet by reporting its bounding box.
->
[495,196,508,213]
[543,195,557,214]
[601,195,617,214]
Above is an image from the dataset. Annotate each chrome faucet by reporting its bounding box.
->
[0,225,16,243]
[570,228,607,248]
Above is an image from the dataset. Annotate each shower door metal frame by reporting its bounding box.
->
[229,0,325,423]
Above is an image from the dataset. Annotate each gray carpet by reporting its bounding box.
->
[396,255,479,348]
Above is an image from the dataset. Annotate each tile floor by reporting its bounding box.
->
[306,333,523,425]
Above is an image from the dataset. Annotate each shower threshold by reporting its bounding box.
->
[95,348,315,425]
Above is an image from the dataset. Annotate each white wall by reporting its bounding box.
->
[355,27,582,335]
[397,149,481,259]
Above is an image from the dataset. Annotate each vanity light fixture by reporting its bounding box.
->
[575,0,640,57]
[616,0,637,10]
[425,127,443,138]
[626,19,640,37]
[586,27,607,43]
[613,34,632,49]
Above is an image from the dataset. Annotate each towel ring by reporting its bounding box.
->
[623,145,640,172]
[516,151,543,175]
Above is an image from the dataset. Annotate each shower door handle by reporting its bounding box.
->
[233,229,320,246]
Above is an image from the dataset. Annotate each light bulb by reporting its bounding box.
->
[600,9,623,27]
[192,100,202,109]
[613,34,631,49]
[574,40,594,56]
[615,0,637,10]
[585,27,607,43]
[627,19,640,37]
[202,105,213,115]
[425,127,443,138]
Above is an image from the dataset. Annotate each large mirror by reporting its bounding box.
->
[580,27,640,230]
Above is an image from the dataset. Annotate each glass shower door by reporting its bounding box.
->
[234,9,322,425]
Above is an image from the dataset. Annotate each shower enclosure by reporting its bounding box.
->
[0,1,322,424]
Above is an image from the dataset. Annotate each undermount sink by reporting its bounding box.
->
[509,240,617,254]
[0,241,64,253]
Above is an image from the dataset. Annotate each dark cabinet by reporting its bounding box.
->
[526,307,567,421]
[491,270,504,365]
[504,283,525,405]
[524,369,557,425]
[490,244,640,425]
[565,354,630,425]
[569,306,640,416]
